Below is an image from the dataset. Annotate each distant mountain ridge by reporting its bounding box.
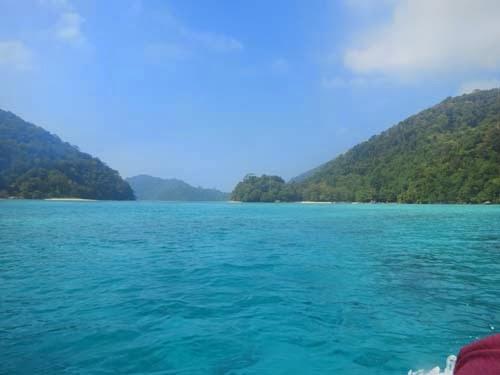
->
[127,175,229,201]
[232,88,500,203]
[0,109,134,200]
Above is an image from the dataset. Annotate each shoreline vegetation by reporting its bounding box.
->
[228,199,495,205]
[1,198,490,207]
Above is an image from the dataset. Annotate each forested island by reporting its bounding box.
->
[231,175,301,202]
[232,89,500,203]
[3,88,500,203]
[0,109,135,200]
[127,175,229,201]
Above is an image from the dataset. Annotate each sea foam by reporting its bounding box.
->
[408,355,456,375]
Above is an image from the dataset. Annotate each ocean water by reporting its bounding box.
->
[1,201,500,374]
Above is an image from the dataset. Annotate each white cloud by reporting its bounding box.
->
[56,11,85,44]
[145,10,243,63]
[344,0,500,78]
[40,0,86,45]
[0,41,33,70]
[459,79,500,94]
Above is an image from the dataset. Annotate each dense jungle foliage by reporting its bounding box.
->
[231,174,301,202]
[0,109,135,200]
[232,89,500,203]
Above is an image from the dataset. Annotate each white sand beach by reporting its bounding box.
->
[300,201,332,204]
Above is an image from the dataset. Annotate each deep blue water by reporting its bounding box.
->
[1,201,500,374]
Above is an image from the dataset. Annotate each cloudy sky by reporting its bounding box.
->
[1,0,500,190]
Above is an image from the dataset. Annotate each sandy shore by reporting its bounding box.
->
[300,201,332,204]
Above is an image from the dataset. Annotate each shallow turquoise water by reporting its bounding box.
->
[1,201,500,374]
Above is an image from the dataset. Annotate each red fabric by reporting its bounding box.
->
[454,334,500,374]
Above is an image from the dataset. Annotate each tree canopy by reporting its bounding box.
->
[232,89,500,203]
[231,174,301,202]
[0,109,135,200]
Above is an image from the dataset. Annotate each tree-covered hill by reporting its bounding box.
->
[0,109,135,200]
[231,174,301,202]
[127,174,229,201]
[232,88,500,203]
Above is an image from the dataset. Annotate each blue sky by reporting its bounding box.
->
[1,0,500,191]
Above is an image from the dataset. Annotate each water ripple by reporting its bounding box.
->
[1,201,500,374]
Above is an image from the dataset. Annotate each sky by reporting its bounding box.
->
[1,0,500,191]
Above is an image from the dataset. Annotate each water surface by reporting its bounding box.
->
[1,201,500,374]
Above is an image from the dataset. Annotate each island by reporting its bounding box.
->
[232,88,500,204]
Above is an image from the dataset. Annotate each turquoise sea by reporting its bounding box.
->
[1,201,500,374]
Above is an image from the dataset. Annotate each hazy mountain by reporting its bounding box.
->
[127,175,229,201]
[0,109,135,200]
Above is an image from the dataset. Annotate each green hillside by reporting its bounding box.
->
[0,109,135,200]
[231,174,301,202]
[127,175,229,201]
[232,89,500,203]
